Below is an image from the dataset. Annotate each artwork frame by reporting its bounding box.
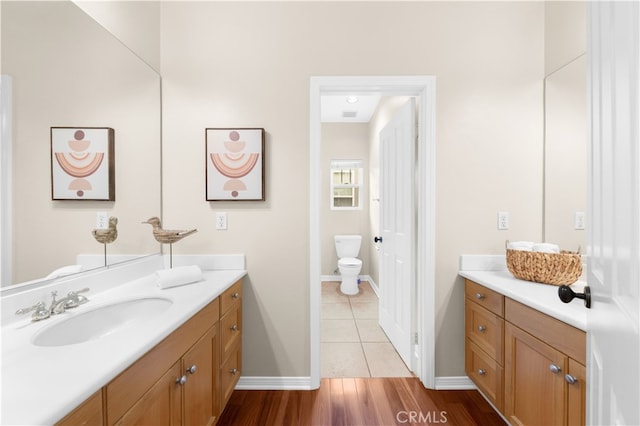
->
[51,127,115,201]
[206,128,265,201]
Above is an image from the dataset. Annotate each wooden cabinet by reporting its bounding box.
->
[183,325,219,426]
[465,279,586,425]
[219,280,242,409]
[113,362,182,426]
[464,279,505,411]
[504,322,567,425]
[56,390,104,426]
[58,278,243,426]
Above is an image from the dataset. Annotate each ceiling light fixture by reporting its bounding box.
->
[346,96,359,104]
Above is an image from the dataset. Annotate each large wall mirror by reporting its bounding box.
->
[1,1,161,286]
[544,55,587,252]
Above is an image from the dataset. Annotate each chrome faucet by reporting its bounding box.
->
[16,288,90,321]
[49,288,90,314]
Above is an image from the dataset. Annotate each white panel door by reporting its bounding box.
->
[587,2,640,424]
[379,99,416,368]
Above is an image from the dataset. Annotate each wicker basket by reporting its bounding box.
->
[506,242,582,286]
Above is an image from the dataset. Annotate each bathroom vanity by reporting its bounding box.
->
[460,267,587,426]
[1,255,246,425]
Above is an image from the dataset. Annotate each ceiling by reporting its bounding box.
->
[321,95,382,123]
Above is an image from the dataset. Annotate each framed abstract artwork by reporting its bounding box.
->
[206,128,265,201]
[51,127,115,201]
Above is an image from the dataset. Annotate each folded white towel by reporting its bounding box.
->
[507,241,534,251]
[156,265,204,289]
[532,243,560,254]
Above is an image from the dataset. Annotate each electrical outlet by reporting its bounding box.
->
[497,211,510,230]
[575,212,586,230]
[96,212,109,230]
[216,212,228,230]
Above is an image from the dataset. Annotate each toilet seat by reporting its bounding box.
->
[339,257,362,268]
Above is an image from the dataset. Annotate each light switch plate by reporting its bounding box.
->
[497,211,510,230]
[216,212,228,230]
[96,212,109,230]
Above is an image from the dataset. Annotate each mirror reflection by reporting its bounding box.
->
[543,55,587,251]
[1,1,161,286]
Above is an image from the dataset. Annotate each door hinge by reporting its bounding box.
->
[414,332,419,345]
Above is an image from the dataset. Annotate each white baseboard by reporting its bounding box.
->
[236,375,475,391]
[236,376,313,390]
[434,376,476,390]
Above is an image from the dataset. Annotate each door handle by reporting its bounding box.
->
[558,285,591,309]
[374,236,383,243]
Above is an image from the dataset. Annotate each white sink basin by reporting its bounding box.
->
[32,297,173,347]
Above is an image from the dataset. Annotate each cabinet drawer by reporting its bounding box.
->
[221,303,242,362]
[221,280,242,315]
[505,298,586,365]
[466,338,503,412]
[465,279,504,316]
[220,345,242,409]
[465,300,504,365]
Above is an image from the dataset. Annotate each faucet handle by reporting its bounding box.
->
[15,301,50,321]
[68,287,90,306]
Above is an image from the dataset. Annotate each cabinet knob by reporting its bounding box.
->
[230,324,239,331]
[477,369,486,376]
[565,374,578,385]
[477,325,486,332]
[232,292,239,299]
[187,365,197,374]
[475,293,485,300]
[176,375,188,385]
[230,368,238,375]
[549,364,562,374]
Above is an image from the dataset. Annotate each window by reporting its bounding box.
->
[330,160,363,210]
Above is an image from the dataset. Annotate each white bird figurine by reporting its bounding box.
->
[142,217,197,244]
[92,216,118,244]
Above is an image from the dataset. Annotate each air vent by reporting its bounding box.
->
[342,111,357,118]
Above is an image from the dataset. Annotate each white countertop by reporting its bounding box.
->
[1,268,246,425]
[459,270,587,331]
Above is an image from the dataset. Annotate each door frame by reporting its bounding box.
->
[309,76,436,389]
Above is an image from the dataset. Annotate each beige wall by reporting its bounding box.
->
[544,1,586,75]
[320,123,370,277]
[2,1,161,284]
[161,1,544,378]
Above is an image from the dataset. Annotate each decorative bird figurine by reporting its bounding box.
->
[142,217,197,244]
[92,216,118,244]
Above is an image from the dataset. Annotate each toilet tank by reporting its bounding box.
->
[334,235,362,258]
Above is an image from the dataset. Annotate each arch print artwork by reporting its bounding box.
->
[51,127,115,201]
[206,128,265,201]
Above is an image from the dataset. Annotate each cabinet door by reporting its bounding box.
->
[505,323,567,426]
[113,362,182,426]
[56,390,103,426]
[567,359,586,426]
[183,325,218,426]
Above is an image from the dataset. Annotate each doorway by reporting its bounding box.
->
[309,76,436,389]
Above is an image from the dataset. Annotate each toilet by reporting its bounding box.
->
[334,235,363,295]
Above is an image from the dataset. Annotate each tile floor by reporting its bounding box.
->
[321,280,413,378]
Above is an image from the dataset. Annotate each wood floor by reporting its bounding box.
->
[217,377,506,425]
